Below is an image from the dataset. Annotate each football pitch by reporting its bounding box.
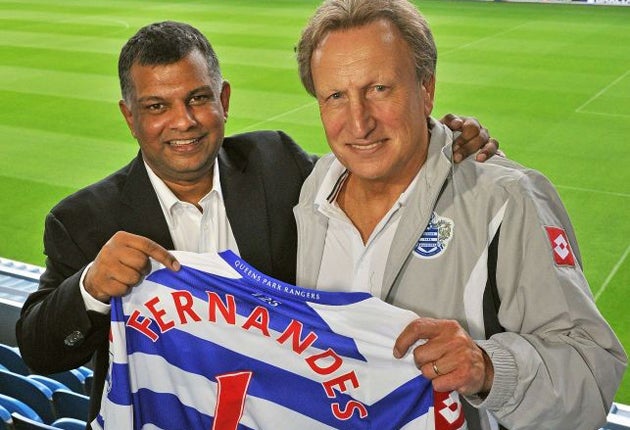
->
[1,0,629,404]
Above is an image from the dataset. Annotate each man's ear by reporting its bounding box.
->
[220,81,231,122]
[422,75,436,117]
[119,100,136,138]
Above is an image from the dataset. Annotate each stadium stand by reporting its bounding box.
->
[0,257,41,347]
[0,370,55,424]
[48,417,87,430]
[11,413,60,430]
[0,343,29,376]
[0,393,41,422]
[83,373,93,395]
[47,370,88,396]
[27,376,70,395]
[0,404,11,430]
[51,390,89,422]
[0,375,89,428]
[8,412,87,430]
[12,413,88,430]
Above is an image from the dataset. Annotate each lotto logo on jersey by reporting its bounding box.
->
[544,226,575,267]
[434,390,466,430]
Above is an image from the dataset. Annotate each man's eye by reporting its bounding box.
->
[375,85,386,91]
[329,92,342,100]
[190,95,210,105]
[146,103,164,112]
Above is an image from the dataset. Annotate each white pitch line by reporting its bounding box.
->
[556,185,630,199]
[235,101,318,134]
[575,69,630,113]
[440,22,532,57]
[575,110,630,120]
[595,243,630,302]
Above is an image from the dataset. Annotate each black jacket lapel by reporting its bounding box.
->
[219,145,272,275]
[118,153,174,250]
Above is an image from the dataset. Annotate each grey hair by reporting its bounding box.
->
[296,0,437,96]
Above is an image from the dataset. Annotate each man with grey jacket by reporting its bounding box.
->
[293,0,626,429]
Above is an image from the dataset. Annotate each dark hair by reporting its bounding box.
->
[297,0,436,97]
[118,21,222,102]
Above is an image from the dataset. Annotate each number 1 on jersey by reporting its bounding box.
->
[212,371,253,430]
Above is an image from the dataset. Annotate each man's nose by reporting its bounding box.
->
[348,98,375,138]
[170,103,198,130]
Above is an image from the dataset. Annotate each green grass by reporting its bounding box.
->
[1,0,629,404]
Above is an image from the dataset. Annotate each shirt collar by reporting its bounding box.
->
[314,157,421,210]
[314,158,348,208]
[144,160,223,214]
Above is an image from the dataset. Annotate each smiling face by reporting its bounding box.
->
[119,49,230,187]
[311,19,435,188]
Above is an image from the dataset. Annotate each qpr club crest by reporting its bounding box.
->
[413,212,454,259]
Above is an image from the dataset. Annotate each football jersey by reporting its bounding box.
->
[94,250,466,430]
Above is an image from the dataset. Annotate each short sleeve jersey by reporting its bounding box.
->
[94,250,466,430]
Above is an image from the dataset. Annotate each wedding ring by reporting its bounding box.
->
[432,361,442,376]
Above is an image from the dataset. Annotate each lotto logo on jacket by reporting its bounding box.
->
[95,250,466,430]
[544,226,575,267]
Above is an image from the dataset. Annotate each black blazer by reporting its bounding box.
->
[16,130,315,425]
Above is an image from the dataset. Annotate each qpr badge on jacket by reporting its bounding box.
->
[413,212,454,259]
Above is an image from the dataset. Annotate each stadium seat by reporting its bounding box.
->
[603,402,630,430]
[51,417,87,430]
[0,343,30,376]
[51,390,88,421]
[47,369,86,395]
[0,370,55,423]
[0,393,41,422]
[74,367,93,378]
[0,404,11,430]
[83,373,93,394]
[11,413,58,430]
[27,375,70,393]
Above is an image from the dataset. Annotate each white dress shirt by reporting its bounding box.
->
[146,161,239,254]
[81,161,239,313]
[314,159,419,298]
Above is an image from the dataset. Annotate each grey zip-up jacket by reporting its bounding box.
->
[294,120,626,430]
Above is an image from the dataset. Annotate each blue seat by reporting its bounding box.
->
[51,390,89,422]
[0,370,55,423]
[83,373,93,394]
[12,414,89,430]
[51,417,88,430]
[74,367,93,378]
[76,367,93,394]
[0,343,30,376]
[47,370,86,395]
[0,403,11,430]
[0,393,41,422]
[10,413,58,430]
[27,375,70,393]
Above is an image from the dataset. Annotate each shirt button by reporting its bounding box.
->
[64,330,85,347]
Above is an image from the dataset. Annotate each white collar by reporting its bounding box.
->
[314,157,421,210]
[144,159,223,213]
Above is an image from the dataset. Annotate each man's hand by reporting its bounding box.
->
[84,231,180,303]
[440,114,499,164]
[393,317,494,397]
